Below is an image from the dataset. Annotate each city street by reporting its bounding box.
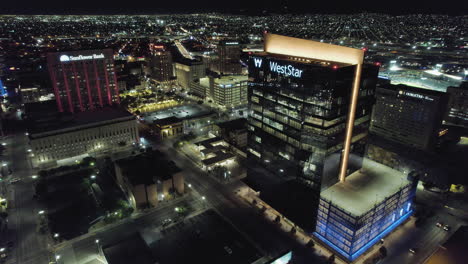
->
[152,139,305,259]
[54,193,206,264]
[2,133,49,264]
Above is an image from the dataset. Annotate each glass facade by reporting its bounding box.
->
[315,181,416,260]
[247,53,379,229]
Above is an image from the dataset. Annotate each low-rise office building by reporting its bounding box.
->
[214,118,248,148]
[28,107,138,168]
[114,150,184,209]
[153,116,184,140]
[210,75,248,108]
[316,160,417,261]
[189,75,248,108]
[194,137,236,171]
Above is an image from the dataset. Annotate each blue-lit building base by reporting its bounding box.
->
[314,210,413,262]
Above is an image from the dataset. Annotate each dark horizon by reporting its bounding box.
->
[1,0,466,15]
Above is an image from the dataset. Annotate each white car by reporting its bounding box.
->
[9,178,20,184]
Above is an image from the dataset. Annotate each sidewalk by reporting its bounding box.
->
[53,192,193,252]
[238,190,416,264]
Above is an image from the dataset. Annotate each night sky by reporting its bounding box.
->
[1,0,466,15]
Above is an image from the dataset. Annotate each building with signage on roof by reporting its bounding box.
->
[149,45,173,82]
[210,75,248,108]
[370,82,448,151]
[190,75,248,107]
[213,40,242,75]
[47,49,120,113]
[246,33,379,231]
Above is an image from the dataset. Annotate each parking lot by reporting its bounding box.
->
[141,104,213,122]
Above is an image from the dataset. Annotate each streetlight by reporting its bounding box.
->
[95,239,102,256]
[31,175,38,179]
[54,233,60,238]
[38,210,45,215]
[0,248,5,252]
[202,196,206,200]
[55,255,61,260]
[188,184,192,188]
[90,175,96,180]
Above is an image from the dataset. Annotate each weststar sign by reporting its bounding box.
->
[253,57,303,78]
[60,53,105,62]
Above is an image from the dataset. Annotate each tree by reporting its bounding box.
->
[379,246,387,258]
[274,215,281,223]
[290,227,296,235]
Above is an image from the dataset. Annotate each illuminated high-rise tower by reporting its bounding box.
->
[149,44,173,82]
[217,40,242,75]
[247,34,379,229]
[47,49,119,113]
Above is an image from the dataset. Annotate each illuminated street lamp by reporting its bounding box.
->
[202,196,206,200]
[90,175,96,180]
[38,210,45,215]
[54,233,60,238]
[188,184,192,188]
[55,255,61,260]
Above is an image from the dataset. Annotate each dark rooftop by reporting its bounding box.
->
[103,233,155,264]
[115,150,181,185]
[28,107,134,136]
[217,118,247,131]
[153,116,183,127]
[377,82,447,97]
